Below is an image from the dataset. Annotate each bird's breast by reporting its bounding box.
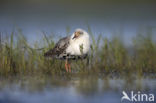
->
[66,36,90,55]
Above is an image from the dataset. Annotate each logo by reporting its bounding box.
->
[121,91,154,102]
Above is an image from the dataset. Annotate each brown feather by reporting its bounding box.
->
[44,36,70,57]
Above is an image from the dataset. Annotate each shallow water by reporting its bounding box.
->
[0,76,156,103]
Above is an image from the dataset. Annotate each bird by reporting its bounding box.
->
[44,29,90,72]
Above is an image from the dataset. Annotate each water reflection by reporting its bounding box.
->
[0,75,156,103]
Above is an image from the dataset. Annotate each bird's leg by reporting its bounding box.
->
[65,60,68,72]
[68,61,71,73]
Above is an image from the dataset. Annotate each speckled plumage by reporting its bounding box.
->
[44,29,90,60]
[44,36,70,59]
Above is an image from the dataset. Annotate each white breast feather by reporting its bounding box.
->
[66,32,90,55]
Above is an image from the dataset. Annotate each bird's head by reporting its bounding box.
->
[72,29,85,39]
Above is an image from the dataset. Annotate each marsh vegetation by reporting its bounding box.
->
[0,26,156,78]
[0,26,156,103]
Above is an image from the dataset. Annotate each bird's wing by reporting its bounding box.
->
[44,36,70,57]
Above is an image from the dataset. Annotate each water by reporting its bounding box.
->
[0,87,120,103]
[0,76,156,103]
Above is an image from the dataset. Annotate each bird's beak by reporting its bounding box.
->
[72,33,78,39]
[72,35,77,39]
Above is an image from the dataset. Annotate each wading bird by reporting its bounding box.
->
[44,29,90,72]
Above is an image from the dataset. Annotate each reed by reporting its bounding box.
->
[0,27,156,78]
